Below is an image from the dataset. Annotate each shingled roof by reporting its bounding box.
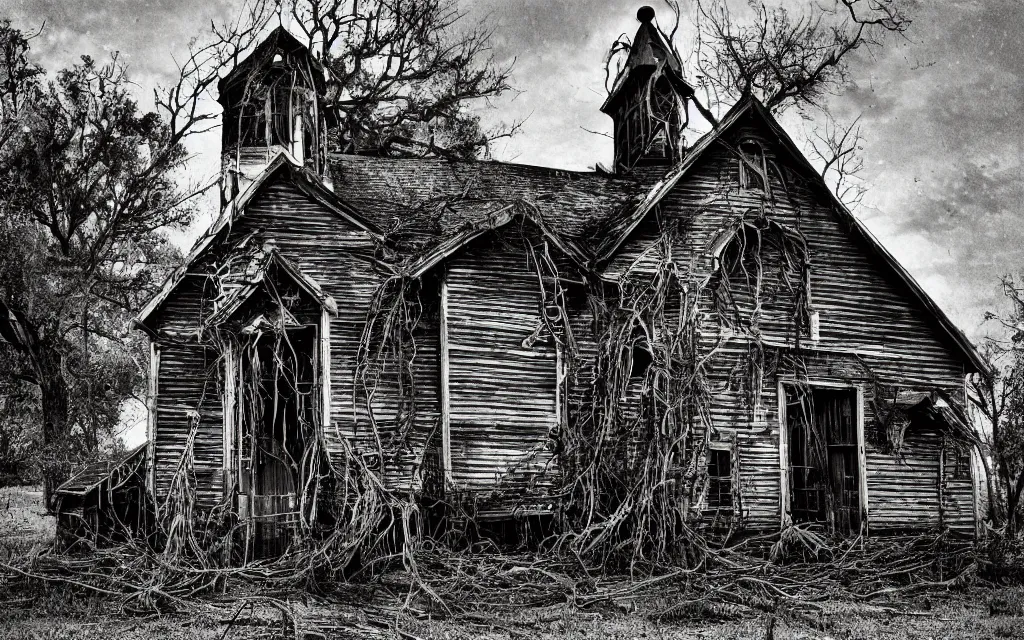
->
[328,155,652,256]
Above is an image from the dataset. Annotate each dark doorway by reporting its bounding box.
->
[240,325,317,558]
[784,385,861,534]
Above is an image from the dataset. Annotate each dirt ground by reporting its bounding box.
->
[1,486,1022,640]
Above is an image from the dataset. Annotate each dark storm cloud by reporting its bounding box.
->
[5,0,1023,340]
[833,0,1024,337]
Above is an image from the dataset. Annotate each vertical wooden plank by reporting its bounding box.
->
[777,379,790,528]
[320,308,332,436]
[856,385,869,536]
[222,342,236,500]
[970,445,983,539]
[555,341,564,429]
[937,441,947,529]
[146,342,160,500]
[440,272,453,488]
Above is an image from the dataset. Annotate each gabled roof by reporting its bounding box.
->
[597,94,991,376]
[136,151,378,330]
[329,154,650,257]
[406,201,590,279]
[217,25,324,100]
[203,244,338,330]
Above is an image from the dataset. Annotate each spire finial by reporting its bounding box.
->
[637,6,656,23]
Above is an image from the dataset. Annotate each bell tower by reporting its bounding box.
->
[218,27,329,203]
[601,6,694,174]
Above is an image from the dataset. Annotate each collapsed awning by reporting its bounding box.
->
[871,389,980,453]
[55,444,148,499]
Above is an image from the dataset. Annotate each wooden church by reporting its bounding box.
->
[87,6,988,554]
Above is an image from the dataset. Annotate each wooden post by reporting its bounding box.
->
[146,342,160,503]
[938,440,947,530]
[222,342,236,501]
[777,379,791,529]
[856,385,869,537]
[440,272,454,489]
[970,445,984,539]
[320,308,333,437]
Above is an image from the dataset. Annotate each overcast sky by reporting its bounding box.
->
[6,0,1024,345]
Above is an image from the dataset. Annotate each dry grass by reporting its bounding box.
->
[1,486,1023,639]
[2,588,1023,639]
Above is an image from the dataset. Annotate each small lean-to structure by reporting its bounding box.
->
[62,7,989,559]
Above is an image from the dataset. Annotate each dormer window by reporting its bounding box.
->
[738,140,767,192]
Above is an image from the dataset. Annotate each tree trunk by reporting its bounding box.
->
[38,355,70,512]
[0,300,73,511]
[979,443,1003,525]
[40,383,70,510]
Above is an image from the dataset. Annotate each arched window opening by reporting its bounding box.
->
[630,342,653,380]
[713,220,812,336]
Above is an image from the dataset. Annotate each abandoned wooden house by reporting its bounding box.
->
[61,7,990,554]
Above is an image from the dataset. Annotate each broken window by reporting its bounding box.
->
[706,447,734,514]
[231,96,268,147]
[738,140,767,192]
[785,385,861,534]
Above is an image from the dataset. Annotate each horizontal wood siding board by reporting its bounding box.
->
[152,176,439,493]
[446,231,562,512]
[154,343,224,507]
[611,116,972,531]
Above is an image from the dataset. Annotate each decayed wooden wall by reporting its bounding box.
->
[153,343,224,507]
[609,110,974,532]
[146,113,978,533]
[443,228,565,516]
[362,277,441,493]
[150,176,442,504]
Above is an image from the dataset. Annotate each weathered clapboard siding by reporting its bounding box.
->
[611,110,973,531]
[942,443,976,534]
[866,429,943,531]
[150,176,439,501]
[223,179,439,491]
[153,344,224,507]
[363,280,442,492]
[444,230,563,514]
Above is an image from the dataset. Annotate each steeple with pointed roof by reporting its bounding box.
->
[601,6,694,174]
[218,26,330,203]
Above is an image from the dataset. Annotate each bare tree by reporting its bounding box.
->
[807,112,866,209]
[0,8,269,503]
[275,0,517,159]
[969,277,1024,534]
[690,0,909,115]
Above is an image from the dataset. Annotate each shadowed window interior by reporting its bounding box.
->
[738,140,767,192]
[707,447,734,514]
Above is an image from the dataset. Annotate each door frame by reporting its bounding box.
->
[777,378,869,534]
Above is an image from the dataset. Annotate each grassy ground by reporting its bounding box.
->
[0,486,1021,639]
